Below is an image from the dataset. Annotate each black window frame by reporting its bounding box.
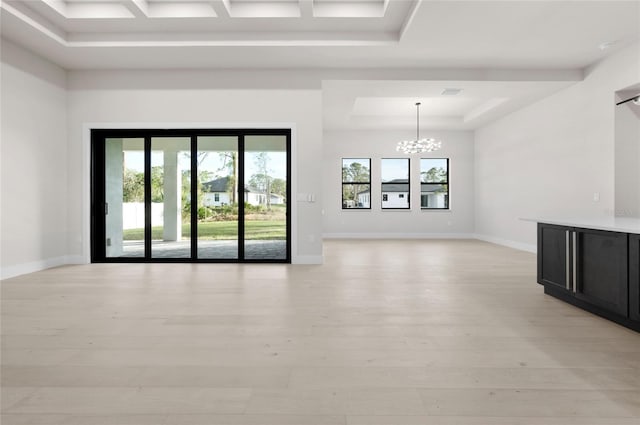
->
[420,157,450,210]
[341,157,372,210]
[381,157,410,210]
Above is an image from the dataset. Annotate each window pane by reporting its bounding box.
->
[197,136,239,260]
[107,138,145,258]
[381,158,409,209]
[421,158,449,209]
[342,158,370,183]
[150,137,191,259]
[244,135,288,260]
[343,184,370,208]
[421,184,449,209]
[420,158,448,183]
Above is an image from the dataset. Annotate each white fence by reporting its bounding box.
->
[123,202,164,229]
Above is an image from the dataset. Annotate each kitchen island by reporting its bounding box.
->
[527,217,640,332]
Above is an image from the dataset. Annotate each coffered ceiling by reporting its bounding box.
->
[1,0,639,131]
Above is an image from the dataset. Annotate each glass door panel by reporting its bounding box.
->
[105,137,145,258]
[197,136,239,259]
[150,137,191,259]
[244,135,287,260]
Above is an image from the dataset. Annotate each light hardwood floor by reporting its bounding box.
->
[1,239,639,425]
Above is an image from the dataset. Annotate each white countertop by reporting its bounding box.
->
[521,217,640,235]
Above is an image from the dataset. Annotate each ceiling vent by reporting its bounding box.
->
[441,88,463,96]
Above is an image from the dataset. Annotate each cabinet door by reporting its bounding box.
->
[630,234,640,321]
[574,228,628,316]
[538,223,570,291]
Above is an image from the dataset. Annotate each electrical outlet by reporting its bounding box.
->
[106,238,111,246]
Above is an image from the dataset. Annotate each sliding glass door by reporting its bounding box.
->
[92,129,291,263]
[104,137,145,258]
[197,136,239,260]
[244,135,288,260]
[150,137,191,259]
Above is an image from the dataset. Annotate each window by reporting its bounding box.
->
[214,193,220,202]
[342,158,371,209]
[420,158,449,209]
[381,158,410,209]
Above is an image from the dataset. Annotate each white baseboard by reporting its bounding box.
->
[292,255,324,264]
[323,232,475,239]
[1,255,79,280]
[474,234,537,253]
[66,255,87,265]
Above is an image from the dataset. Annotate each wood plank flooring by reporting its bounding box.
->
[2,239,639,424]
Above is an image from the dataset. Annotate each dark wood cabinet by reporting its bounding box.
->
[630,234,640,321]
[574,228,628,316]
[537,223,637,331]
[537,224,569,290]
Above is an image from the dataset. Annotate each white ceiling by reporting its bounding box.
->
[323,79,577,131]
[2,0,639,131]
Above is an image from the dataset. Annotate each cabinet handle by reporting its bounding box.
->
[572,231,577,293]
[566,230,571,290]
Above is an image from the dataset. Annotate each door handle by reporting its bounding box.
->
[565,230,570,290]
[105,202,109,215]
[572,231,577,293]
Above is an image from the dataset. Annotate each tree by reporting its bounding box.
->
[218,152,238,205]
[123,169,144,202]
[342,162,370,206]
[181,169,191,220]
[253,152,272,210]
[150,166,164,202]
[270,178,286,198]
[421,167,448,196]
[421,166,446,183]
[249,173,269,193]
[342,162,369,183]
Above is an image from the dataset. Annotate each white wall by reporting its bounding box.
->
[66,71,324,263]
[323,130,474,237]
[0,39,69,279]
[475,42,640,251]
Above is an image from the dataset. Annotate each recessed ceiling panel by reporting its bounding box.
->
[313,0,388,18]
[352,97,483,117]
[146,2,217,18]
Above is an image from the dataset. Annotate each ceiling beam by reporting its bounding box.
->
[399,0,422,41]
[299,0,313,18]
[382,0,391,16]
[40,0,67,17]
[210,0,230,18]
[122,0,148,18]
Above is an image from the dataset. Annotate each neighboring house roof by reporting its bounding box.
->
[203,177,264,194]
[421,183,446,193]
[381,179,409,193]
[202,176,230,193]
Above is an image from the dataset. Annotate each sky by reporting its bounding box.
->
[124,150,287,181]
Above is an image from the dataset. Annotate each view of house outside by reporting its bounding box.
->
[121,149,287,241]
[342,158,371,209]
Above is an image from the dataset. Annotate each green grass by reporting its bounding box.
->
[123,220,285,240]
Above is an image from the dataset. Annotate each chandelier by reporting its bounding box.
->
[396,102,441,154]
